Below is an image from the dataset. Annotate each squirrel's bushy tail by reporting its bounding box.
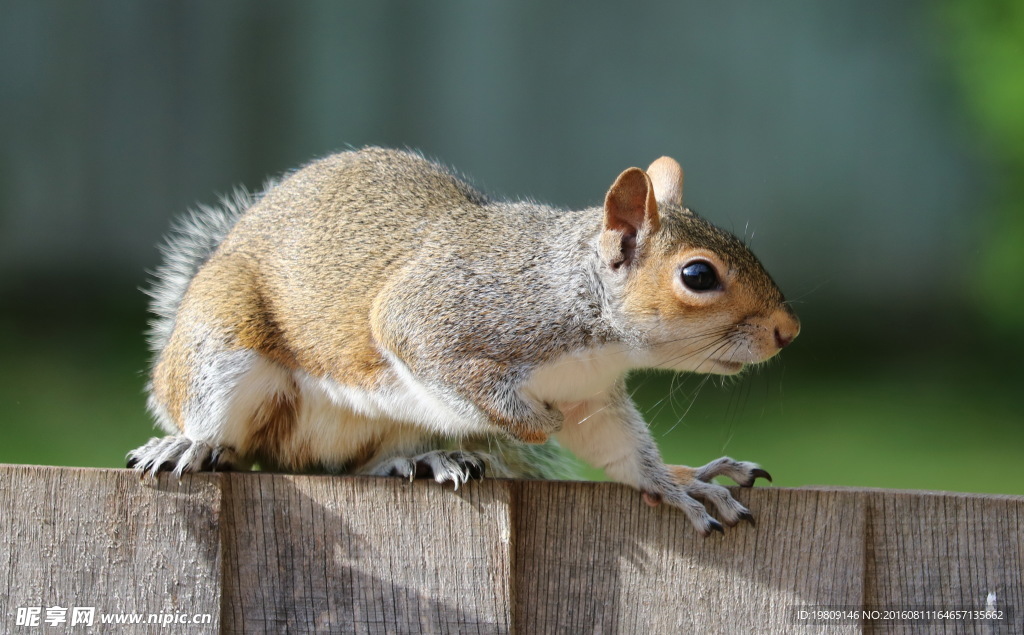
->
[144,183,275,355]
[466,437,579,480]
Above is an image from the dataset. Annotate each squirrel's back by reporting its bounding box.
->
[147,148,485,349]
[145,147,591,470]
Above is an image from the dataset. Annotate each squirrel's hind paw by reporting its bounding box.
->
[368,450,487,490]
[126,436,238,479]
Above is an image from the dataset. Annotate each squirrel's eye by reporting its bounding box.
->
[681,261,720,292]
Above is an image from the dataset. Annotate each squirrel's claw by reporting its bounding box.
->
[372,450,489,489]
[737,510,756,527]
[748,468,773,485]
[657,455,768,535]
[126,436,238,479]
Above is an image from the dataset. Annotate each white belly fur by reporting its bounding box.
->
[218,345,635,469]
[256,351,500,468]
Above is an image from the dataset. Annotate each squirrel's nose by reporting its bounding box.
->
[774,327,794,349]
[772,310,800,350]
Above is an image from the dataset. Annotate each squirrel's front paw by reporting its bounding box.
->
[683,456,772,488]
[646,456,771,536]
[368,450,487,490]
[505,401,564,444]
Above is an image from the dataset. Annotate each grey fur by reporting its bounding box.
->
[144,183,276,355]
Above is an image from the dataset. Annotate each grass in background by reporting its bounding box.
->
[614,361,1024,495]
[0,318,155,469]
[2,313,1021,497]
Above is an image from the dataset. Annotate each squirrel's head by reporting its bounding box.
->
[598,156,800,375]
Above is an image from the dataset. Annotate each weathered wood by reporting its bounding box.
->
[863,488,1023,634]
[513,482,866,634]
[2,465,1022,634]
[221,473,513,633]
[0,465,222,634]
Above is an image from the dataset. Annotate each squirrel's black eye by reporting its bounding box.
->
[681,261,719,292]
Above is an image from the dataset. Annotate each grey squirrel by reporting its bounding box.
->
[128,147,799,535]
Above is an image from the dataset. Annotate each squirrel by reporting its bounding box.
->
[128,147,799,535]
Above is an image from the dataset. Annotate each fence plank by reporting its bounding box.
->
[0,465,221,633]
[221,473,513,634]
[512,482,865,634]
[865,489,1023,634]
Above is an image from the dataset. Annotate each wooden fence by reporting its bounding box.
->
[1,464,1021,633]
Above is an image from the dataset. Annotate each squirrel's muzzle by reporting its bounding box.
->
[770,307,800,351]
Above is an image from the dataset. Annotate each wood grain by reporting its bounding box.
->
[864,488,1023,634]
[0,465,221,634]
[221,473,513,634]
[2,465,1022,634]
[512,482,865,634]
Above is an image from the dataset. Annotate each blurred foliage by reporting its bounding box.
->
[2,3,1021,496]
[942,0,1024,335]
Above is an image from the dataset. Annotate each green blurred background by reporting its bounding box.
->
[1,1,1022,494]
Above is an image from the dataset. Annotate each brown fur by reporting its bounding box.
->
[247,387,300,466]
[150,326,193,431]
[669,464,698,484]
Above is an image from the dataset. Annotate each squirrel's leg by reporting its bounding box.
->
[554,382,753,535]
[130,325,292,478]
[484,396,564,445]
[432,364,566,444]
[469,363,565,444]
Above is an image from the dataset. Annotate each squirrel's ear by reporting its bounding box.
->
[604,167,660,237]
[646,156,683,207]
[602,167,660,269]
